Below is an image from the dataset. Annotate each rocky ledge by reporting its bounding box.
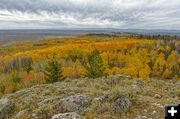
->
[0,75,179,119]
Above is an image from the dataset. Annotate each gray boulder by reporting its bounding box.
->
[56,95,90,113]
[113,98,132,113]
[0,98,15,119]
[52,112,82,119]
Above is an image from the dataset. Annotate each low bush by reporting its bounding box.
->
[107,85,140,102]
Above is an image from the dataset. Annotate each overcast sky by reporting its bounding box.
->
[0,0,180,29]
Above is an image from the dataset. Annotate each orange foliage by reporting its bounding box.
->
[63,60,86,78]
[4,84,14,94]
[1,36,179,80]
[21,72,45,87]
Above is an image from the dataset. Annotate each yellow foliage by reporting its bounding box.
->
[139,65,151,80]
[162,69,172,79]
[111,67,122,75]
[74,60,86,77]
[0,35,179,80]
[167,51,177,69]
[153,53,167,77]
[123,65,138,78]
[63,60,86,78]
[104,67,111,77]
[63,67,74,78]
[2,38,156,62]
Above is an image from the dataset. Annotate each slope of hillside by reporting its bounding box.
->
[0,34,179,119]
[0,75,179,119]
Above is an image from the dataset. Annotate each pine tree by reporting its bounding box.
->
[44,56,65,83]
[84,49,104,78]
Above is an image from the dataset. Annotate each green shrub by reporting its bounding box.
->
[84,49,104,78]
[44,56,66,83]
[108,85,140,102]
[0,83,5,94]
[10,73,21,83]
[12,82,21,92]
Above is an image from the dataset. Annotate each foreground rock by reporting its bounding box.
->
[0,98,15,119]
[154,94,161,99]
[113,98,132,113]
[56,95,90,113]
[0,75,178,119]
[52,112,82,119]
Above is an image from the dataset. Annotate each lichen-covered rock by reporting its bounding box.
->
[52,112,82,119]
[14,109,29,119]
[92,95,107,104]
[113,98,132,113]
[0,75,177,119]
[56,95,90,113]
[154,94,161,99]
[135,115,142,119]
[0,98,15,119]
[152,110,157,119]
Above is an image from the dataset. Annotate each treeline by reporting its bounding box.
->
[86,33,180,40]
[136,34,179,40]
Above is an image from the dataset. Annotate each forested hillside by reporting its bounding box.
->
[0,34,179,95]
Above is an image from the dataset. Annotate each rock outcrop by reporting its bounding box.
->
[0,75,178,118]
[52,112,82,119]
[56,95,90,113]
[0,98,15,119]
[113,98,132,113]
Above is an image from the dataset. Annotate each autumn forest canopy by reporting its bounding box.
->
[0,34,179,95]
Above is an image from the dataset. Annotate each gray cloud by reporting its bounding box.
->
[0,0,180,29]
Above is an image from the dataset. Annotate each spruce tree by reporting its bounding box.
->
[84,49,104,78]
[44,56,65,83]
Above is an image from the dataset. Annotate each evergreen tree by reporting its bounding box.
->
[84,49,104,78]
[44,56,65,83]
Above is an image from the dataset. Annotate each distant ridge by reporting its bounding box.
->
[0,29,180,41]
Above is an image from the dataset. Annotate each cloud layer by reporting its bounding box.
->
[0,0,180,29]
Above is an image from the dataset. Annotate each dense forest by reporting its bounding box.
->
[0,34,179,95]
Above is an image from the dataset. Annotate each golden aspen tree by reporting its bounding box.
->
[153,53,167,78]
[139,64,151,79]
